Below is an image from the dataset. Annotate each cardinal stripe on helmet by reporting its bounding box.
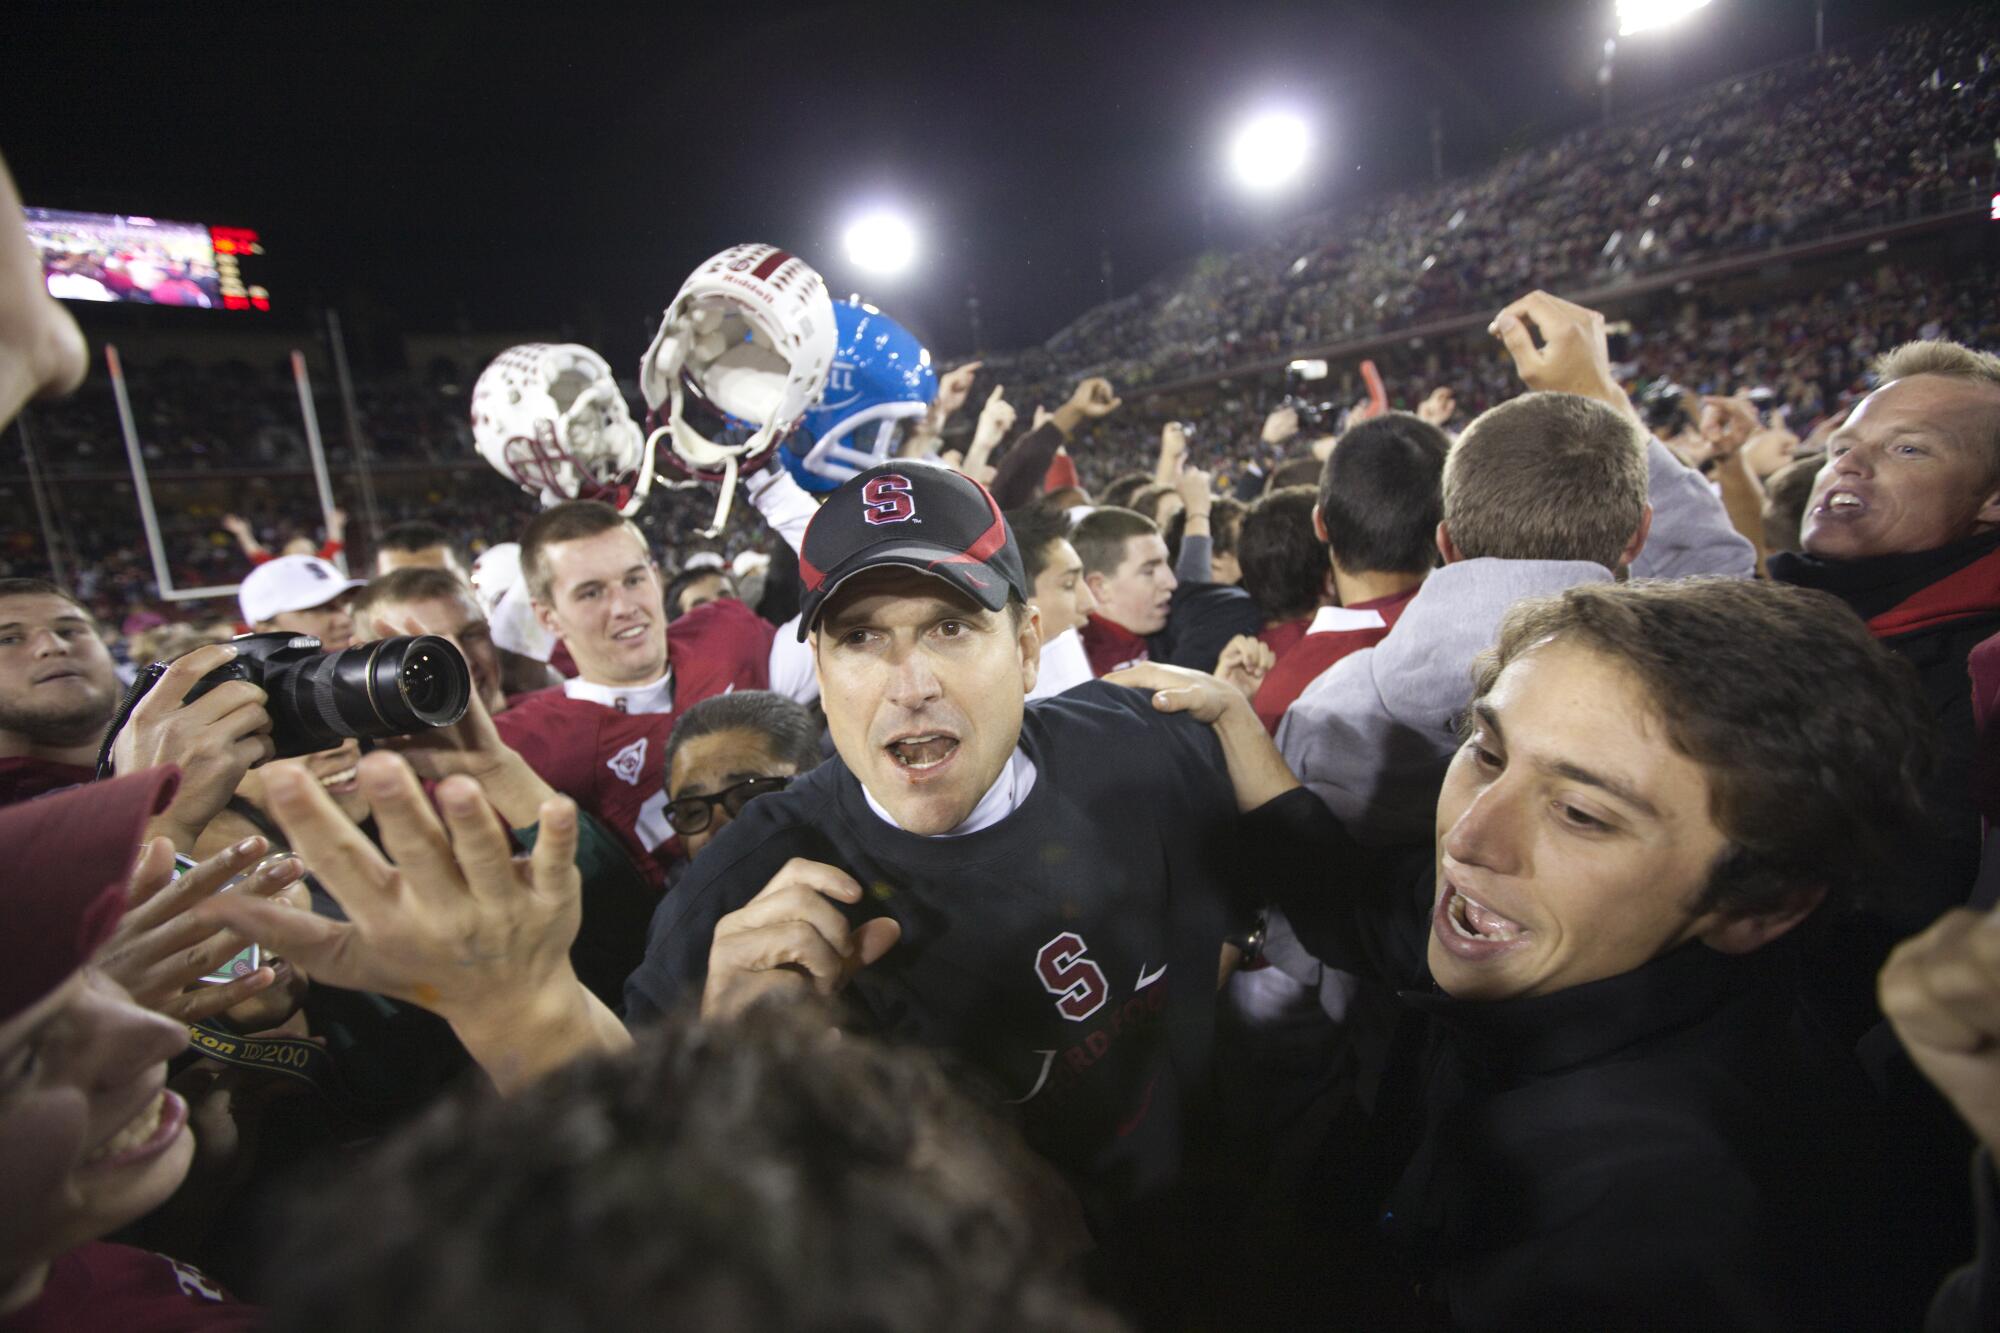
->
[751,249,793,281]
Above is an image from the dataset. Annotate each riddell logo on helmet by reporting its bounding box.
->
[861,474,916,525]
[717,272,779,306]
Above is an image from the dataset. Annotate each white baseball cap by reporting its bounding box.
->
[238,555,365,625]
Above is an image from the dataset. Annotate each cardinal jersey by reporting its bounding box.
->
[0,1243,260,1332]
[1079,613,1151,677]
[496,597,778,885]
[1253,591,1416,734]
[0,756,92,808]
[628,681,1269,1228]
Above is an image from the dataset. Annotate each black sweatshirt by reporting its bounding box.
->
[1259,788,1936,1331]
[625,681,1265,1227]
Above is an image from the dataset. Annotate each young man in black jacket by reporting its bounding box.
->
[1122,576,1942,1328]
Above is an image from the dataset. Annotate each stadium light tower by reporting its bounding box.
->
[1228,110,1312,195]
[842,210,918,276]
[1601,0,1714,124]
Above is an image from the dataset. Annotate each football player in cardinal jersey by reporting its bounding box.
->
[490,245,834,892]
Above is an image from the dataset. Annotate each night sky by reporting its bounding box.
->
[2,0,1972,362]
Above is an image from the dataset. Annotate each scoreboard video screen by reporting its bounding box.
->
[24,208,272,311]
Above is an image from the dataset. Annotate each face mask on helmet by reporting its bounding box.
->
[471,344,649,513]
[779,298,939,494]
[640,244,837,535]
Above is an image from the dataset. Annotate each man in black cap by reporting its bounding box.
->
[623,459,1288,1237]
[205,460,1293,1269]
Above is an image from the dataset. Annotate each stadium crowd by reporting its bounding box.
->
[6,8,2000,1330]
[989,7,1997,390]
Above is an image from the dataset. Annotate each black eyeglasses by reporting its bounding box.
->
[666,776,792,835]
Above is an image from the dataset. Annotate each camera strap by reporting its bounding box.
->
[94,663,168,780]
[184,1020,343,1098]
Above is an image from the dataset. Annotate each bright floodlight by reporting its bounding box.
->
[843,211,917,275]
[1229,112,1311,193]
[1617,0,1713,36]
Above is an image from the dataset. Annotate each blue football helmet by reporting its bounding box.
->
[780,298,936,492]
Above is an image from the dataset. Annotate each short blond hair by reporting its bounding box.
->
[1444,392,1648,571]
[1871,339,2000,484]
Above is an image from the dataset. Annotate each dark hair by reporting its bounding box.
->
[1070,507,1159,579]
[1129,484,1172,526]
[664,690,823,781]
[663,566,732,620]
[1162,497,1246,568]
[1761,456,1822,555]
[1472,578,1936,918]
[1264,457,1322,494]
[1236,487,1325,622]
[1097,472,1155,511]
[264,1007,1116,1333]
[756,541,802,627]
[519,500,645,604]
[1006,505,1074,584]
[353,566,475,634]
[0,577,91,622]
[1446,392,1647,569]
[377,520,457,556]
[1042,485,1091,510]
[1319,411,1449,575]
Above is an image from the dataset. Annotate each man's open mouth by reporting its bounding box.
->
[1818,489,1866,516]
[886,734,959,771]
[611,624,650,642]
[83,1088,185,1169]
[1447,890,1525,942]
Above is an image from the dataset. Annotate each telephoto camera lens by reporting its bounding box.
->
[261,635,471,757]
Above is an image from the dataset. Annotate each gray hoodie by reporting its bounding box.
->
[1275,438,1754,846]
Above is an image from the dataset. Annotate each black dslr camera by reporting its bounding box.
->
[129,631,472,760]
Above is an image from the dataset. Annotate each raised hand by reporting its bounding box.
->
[970,384,1017,455]
[1489,290,1638,422]
[1053,377,1122,437]
[1417,386,1457,428]
[1697,394,1761,460]
[192,751,627,1092]
[702,858,902,1021]
[1880,904,2000,1156]
[1262,405,1300,446]
[1174,464,1214,519]
[97,835,307,1024]
[933,360,984,421]
[1156,422,1190,483]
[1214,634,1276,700]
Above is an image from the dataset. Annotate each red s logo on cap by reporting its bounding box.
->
[861,475,916,526]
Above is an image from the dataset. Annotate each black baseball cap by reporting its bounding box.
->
[796,461,1030,640]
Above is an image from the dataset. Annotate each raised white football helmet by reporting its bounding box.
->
[639,244,837,535]
[471,344,651,514]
